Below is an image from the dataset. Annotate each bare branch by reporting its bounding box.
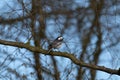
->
[0,39,119,76]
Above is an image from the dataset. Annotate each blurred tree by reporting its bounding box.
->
[0,0,120,80]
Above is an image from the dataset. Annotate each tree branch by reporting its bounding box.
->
[0,39,120,76]
[0,16,30,24]
[0,9,78,25]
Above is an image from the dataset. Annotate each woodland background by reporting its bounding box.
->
[0,0,120,80]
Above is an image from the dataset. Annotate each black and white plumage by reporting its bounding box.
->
[48,36,63,53]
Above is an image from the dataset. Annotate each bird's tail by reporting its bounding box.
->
[47,48,52,54]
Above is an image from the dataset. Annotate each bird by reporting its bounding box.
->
[48,36,64,53]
